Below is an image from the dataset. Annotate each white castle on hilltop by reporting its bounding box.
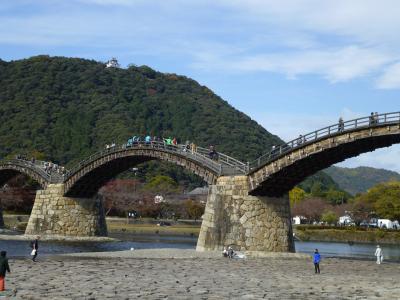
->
[106,57,120,68]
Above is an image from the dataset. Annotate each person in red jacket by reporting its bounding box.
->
[0,251,11,291]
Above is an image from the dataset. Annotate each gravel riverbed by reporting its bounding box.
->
[1,249,399,299]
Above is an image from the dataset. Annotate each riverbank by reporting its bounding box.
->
[294,226,400,245]
[0,233,117,242]
[1,250,399,299]
[108,222,200,236]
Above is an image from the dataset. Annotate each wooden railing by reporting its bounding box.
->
[65,141,248,179]
[249,111,400,171]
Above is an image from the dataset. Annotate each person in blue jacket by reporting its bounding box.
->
[313,249,321,274]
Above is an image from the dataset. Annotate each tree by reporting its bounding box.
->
[351,181,400,221]
[368,181,400,220]
[350,196,373,225]
[325,188,349,205]
[292,197,330,223]
[0,202,4,228]
[99,179,143,216]
[184,199,205,221]
[144,175,180,195]
[310,182,324,198]
[321,210,338,225]
[289,187,306,206]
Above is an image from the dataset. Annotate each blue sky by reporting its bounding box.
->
[1,0,400,171]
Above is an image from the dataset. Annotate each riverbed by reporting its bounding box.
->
[2,250,399,299]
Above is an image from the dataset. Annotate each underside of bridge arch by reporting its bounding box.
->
[249,133,400,197]
[64,156,154,198]
[0,168,47,189]
[64,152,218,198]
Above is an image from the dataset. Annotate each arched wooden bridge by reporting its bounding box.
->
[1,111,400,198]
[63,142,247,197]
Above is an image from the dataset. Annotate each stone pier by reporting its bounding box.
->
[196,176,295,253]
[25,184,107,236]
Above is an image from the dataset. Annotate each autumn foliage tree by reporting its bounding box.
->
[292,198,331,223]
[289,187,306,206]
[184,199,205,221]
[351,181,400,221]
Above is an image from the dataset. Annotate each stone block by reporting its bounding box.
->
[197,175,294,253]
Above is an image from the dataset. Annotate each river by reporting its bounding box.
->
[1,234,400,261]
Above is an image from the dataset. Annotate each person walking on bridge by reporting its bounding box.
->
[0,251,11,292]
[338,117,344,132]
[313,249,321,274]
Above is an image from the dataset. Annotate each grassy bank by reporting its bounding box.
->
[107,222,200,236]
[294,225,400,245]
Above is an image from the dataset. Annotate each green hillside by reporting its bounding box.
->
[0,55,282,181]
[325,166,400,195]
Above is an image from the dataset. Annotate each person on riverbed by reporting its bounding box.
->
[313,249,321,274]
[375,245,383,264]
[0,251,11,292]
[30,236,39,262]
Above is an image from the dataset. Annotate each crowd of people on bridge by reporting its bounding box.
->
[14,155,65,176]
[104,134,220,162]
[369,112,379,125]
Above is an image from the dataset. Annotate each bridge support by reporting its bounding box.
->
[25,184,107,237]
[196,176,295,253]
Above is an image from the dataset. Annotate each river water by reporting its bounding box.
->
[1,234,400,262]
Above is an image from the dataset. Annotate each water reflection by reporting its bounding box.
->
[1,234,399,262]
[295,241,400,261]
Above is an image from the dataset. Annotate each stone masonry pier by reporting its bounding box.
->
[196,176,295,253]
[25,184,107,236]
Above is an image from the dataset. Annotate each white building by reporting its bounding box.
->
[339,215,353,226]
[154,195,166,204]
[378,219,394,229]
[106,57,120,68]
[292,216,306,225]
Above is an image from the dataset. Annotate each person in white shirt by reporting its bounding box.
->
[222,247,228,257]
[375,245,383,264]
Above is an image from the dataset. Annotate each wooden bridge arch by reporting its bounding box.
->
[63,142,247,198]
[248,112,400,196]
[0,160,52,188]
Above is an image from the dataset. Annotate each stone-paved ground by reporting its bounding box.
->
[1,256,399,299]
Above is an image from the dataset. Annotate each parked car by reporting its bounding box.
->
[157,221,171,227]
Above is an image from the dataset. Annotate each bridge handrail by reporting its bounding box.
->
[64,141,247,179]
[249,111,400,171]
[195,146,248,172]
[0,159,54,182]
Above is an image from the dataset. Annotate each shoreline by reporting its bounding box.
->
[59,248,311,260]
[0,232,118,242]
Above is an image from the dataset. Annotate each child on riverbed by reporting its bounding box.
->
[0,251,11,292]
[313,249,321,274]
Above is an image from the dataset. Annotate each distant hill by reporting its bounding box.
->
[325,166,400,195]
[0,55,282,187]
[299,171,341,193]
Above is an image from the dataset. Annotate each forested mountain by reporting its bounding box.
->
[0,55,282,185]
[325,166,400,195]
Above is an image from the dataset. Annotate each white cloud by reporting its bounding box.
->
[224,0,400,46]
[2,0,400,88]
[193,45,395,83]
[376,62,400,89]
[198,0,400,87]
